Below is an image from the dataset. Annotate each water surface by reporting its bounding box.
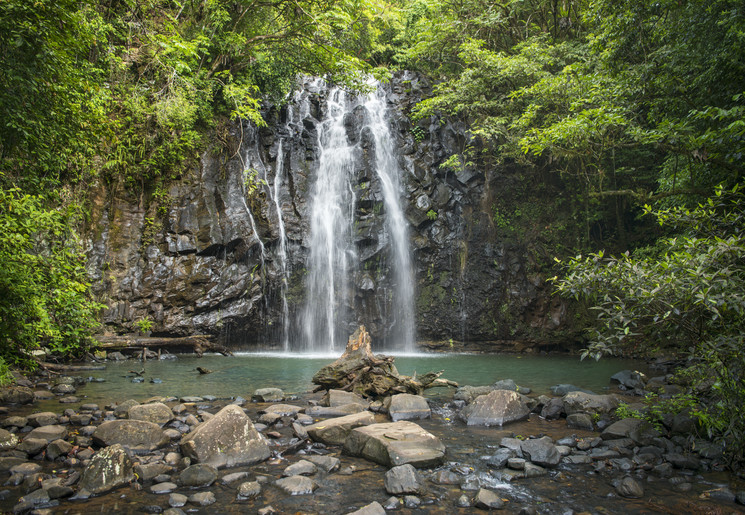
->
[69,352,647,404]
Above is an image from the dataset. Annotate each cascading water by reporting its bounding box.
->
[268,138,290,351]
[300,80,416,353]
[301,87,358,353]
[364,89,416,352]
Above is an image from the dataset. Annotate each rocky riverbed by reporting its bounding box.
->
[1,360,744,514]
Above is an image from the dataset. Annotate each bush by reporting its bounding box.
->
[553,184,745,468]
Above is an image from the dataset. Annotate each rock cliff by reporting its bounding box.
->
[85,72,570,351]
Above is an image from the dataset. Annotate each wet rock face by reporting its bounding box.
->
[85,71,568,347]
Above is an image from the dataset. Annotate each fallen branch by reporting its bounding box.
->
[312,326,458,398]
[96,335,233,357]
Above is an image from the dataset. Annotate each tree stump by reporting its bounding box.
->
[312,326,457,398]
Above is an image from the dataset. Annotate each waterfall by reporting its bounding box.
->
[364,89,416,352]
[269,138,290,351]
[301,87,358,352]
[300,80,416,353]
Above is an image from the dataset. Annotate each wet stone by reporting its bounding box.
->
[459,390,530,426]
[616,476,644,498]
[150,482,178,494]
[10,462,42,476]
[523,462,547,478]
[13,487,51,513]
[484,448,516,468]
[128,402,174,426]
[17,438,47,455]
[566,413,594,430]
[221,471,250,485]
[403,495,421,508]
[323,389,368,408]
[135,462,173,481]
[2,416,28,428]
[343,421,446,468]
[385,464,425,495]
[475,488,505,509]
[275,475,317,495]
[252,388,284,402]
[521,437,560,467]
[262,404,303,417]
[430,469,461,485]
[25,425,67,443]
[384,496,402,510]
[169,493,188,507]
[306,404,366,417]
[305,455,340,472]
[306,411,375,446]
[283,460,317,477]
[27,412,58,427]
[236,481,261,500]
[77,444,135,496]
[349,501,386,515]
[735,490,745,505]
[507,458,525,470]
[189,491,216,506]
[388,394,431,421]
[179,463,218,487]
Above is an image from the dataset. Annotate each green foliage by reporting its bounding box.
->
[426,209,438,221]
[0,186,103,365]
[135,317,153,334]
[554,185,745,466]
[0,358,12,387]
[614,402,643,421]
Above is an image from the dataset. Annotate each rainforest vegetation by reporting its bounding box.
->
[1,0,743,465]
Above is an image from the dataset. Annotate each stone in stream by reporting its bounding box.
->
[384,463,425,495]
[562,391,619,415]
[0,429,18,450]
[0,386,34,404]
[474,488,505,509]
[459,390,530,426]
[76,444,135,496]
[252,388,284,402]
[602,418,660,445]
[283,460,317,477]
[305,455,340,472]
[135,462,173,481]
[306,411,375,446]
[47,439,73,460]
[26,412,59,427]
[453,385,495,404]
[179,404,270,468]
[236,481,262,500]
[611,370,647,390]
[306,404,367,417]
[484,448,516,468]
[9,462,42,476]
[615,476,644,498]
[25,424,68,443]
[169,493,188,507]
[261,404,304,417]
[128,402,174,426]
[189,491,216,506]
[113,398,140,418]
[343,421,446,468]
[93,419,169,453]
[179,463,218,487]
[550,384,595,396]
[12,488,51,513]
[388,394,431,421]
[275,475,318,495]
[17,438,47,455]
[151,482,178,494]
[347,501,386,515]
[322,389,369,408]
[2,416,28,428]
[566,413,594,430]
[540,398,564,420]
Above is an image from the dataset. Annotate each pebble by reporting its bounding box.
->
[150,482,178,494]
[189,491,216,506]
[169,493,188,507]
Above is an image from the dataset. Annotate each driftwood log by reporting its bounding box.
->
[96,335,233,357]
[312,326,457,398]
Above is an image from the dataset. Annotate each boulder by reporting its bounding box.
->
[93,420,169,453]
[388,394,431,421]
[305,455,340,472]
[282,460,317,477]
[384,464,425,495]
[179,404,270,468]
[474,488,505,509]
[343,421,445,468]
[322,389,369,408]
[520,437,560,467]
[306,411,375,446]
[306,404,366,417]
[77,444,135,496]
[25,425,68,443]
[615,476,644,498]
[179,464,218,487]
[114,399,140,418]
[0,386,34,405]
[562,391,619,415]
[602,418,659,445]
[236,481,261,500]
[540,398,564,420]
[459,390,530,426]
[128,402,174,426]
[550,384,595,396]
[0,429,19,450]
[566,413,594,430]
[252,388,284,402]
[26,412,58,427]
[453,385,494,404]
[275,475,317,495]
[348,501,386,515]
[611,370,647,390]
[261,404,304,417]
